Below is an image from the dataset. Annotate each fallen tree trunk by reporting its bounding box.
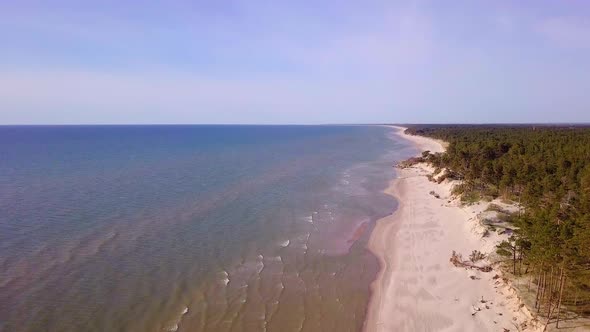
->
[450,251,493,272]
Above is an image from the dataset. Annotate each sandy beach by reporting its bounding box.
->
[364,126,540,332]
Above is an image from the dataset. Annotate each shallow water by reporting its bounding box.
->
[0,125,416,331]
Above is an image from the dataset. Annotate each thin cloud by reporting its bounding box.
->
[0,1,590,124]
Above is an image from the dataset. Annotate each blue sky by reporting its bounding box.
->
[1,0,590,124]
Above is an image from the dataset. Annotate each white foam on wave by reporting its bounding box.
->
[255,254,266,273]
[303,215,313,223]
[164,306,189,331]
[219,270,230,286]
[279,240,290,248]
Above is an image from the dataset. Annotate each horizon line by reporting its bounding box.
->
[1,122,590,126]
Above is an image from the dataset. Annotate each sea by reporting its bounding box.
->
[0,125,416,332]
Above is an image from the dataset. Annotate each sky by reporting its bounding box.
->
[1,0,590,124]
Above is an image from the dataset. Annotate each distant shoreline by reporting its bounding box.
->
[363,126,539,331]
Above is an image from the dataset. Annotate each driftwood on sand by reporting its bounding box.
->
[450,251,493,272]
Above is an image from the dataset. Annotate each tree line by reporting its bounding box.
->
[405,125,590,326]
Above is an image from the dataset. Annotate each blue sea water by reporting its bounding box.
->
[0,125,416,332]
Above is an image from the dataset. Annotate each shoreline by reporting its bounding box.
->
[364,126,539,331]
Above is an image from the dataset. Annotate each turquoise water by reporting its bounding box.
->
[0,125,415,331]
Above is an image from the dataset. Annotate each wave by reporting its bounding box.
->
[164,306,189,332]
[256,255,265,274]
[219,270,230,286]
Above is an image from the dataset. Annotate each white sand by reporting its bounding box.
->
[364,126,540,332]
